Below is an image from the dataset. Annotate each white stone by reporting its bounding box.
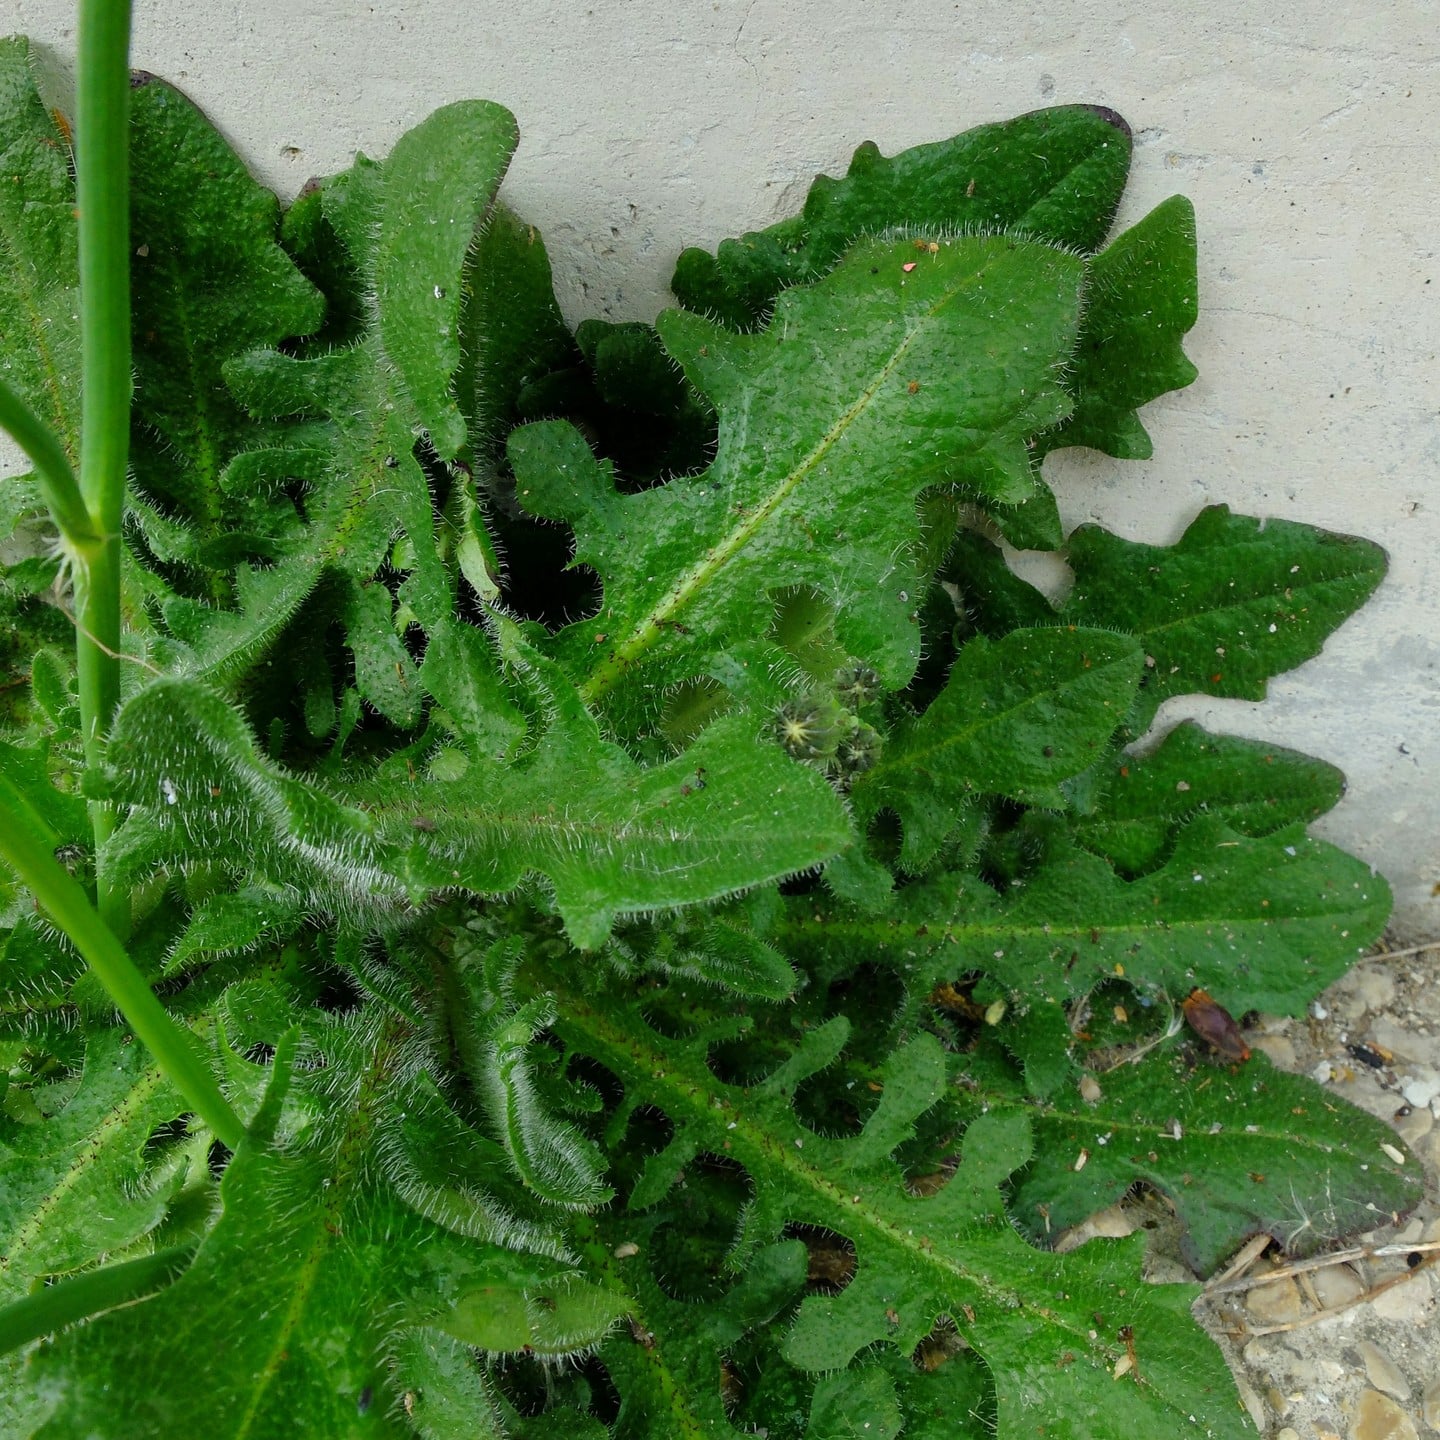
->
[1400,1068,1440,1109]
[1246,1275,1305,1325]
[1369,1270,1435,1325]
[1351,968,1397,1011]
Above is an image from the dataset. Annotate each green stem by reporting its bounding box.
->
[0,1247,192,1357]
[0,379,97,550]
[0,768,246,1151]
[75,0,134,938]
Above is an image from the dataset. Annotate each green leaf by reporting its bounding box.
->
[388,1327,506,1439]
[671,105,1132,328]
[547,982,1248,1440]
[460,204,578,464]
[851,626,1144,870]
[0,1027,187,1304]
[1008,1050,1423,1273]
[513,233,1085,710]
[807,1368,902,1440]
[786,821,1390,1044]
[105,646,850,949]
[1073,720,1346,873]
[0,38,82,464]
[1040,195,1198,460]
[481,995,613,1208]
[438,1270,627,1355]
[208,102,518,701]
[162,884,307,976]
[1063,505,1388,736]
[127,74,324,543]
[373,101,520,459]
[390,617,854,947]
[28,1010,576,1438]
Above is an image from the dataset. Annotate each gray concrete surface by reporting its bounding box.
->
[6,1,1439,936]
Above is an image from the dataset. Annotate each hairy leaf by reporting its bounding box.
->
[671,105,1133,328]
[513,233,1084,711]
[104,646,850,948]
[0,1027,187,1304]
[851,626,1144,870]
[1007,1049,1422,1272]
[1073,720,1346,873]
[1064,505,1388,736]
[127,74,324,548]
[0,38,81,465]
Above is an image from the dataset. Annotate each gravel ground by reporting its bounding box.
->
[1197,942,1440,1440]
[1057,941,1440,1437]
[1191,943,1440,1438]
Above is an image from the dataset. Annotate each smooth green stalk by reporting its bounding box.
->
[0,379,96,551]
[74,0,134,937]
[0,768,246,1150]
[0,1246,193,1356]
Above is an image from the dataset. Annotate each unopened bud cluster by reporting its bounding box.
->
[773,664,884,782]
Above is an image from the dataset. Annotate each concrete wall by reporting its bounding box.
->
[9,1,1439,936]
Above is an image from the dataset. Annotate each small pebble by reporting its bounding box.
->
[1422,1127,1440,1171]
[1352,969,1398,1011]
[1356,1339,1410,1401]
[1276,1430,1300,1440]
[1369,1270,1434,1325]
[1242,1337,1271,1368]
[1371,1017,1440,1067]
[1233,1372,1266,1432]
[1350,1387,1419,1440]
[1311,1262,1366,1310]
[1246,1275,1305,1325]
[1422,1375,1440,1430]
[1313,1060,1335,1084]
[1394,1105,1434,1146]
[1252,1033,1296,1067]
[1424,1215,1440,1243]
[1078,1073,1102,1104]
[1401,1068,1440,1109]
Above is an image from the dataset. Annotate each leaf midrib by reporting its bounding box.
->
[578,251,1010,704]
[860,640,1137,791]
[550,987,1115,1364]
[231,1014,402,1440]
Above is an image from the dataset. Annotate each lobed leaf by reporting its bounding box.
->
[1039,195,1198,460]
[1006,1049,1422,1273]
[1063,505,1388,736]
[1072,720,1346,874]
[851,625,1144,870]
[105,637,851,949]
[670,105,1133,328]
[547,979,1249,1440]
[127,74,324,546]
[513,233,1085,712]
[786,821,1390,1054]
